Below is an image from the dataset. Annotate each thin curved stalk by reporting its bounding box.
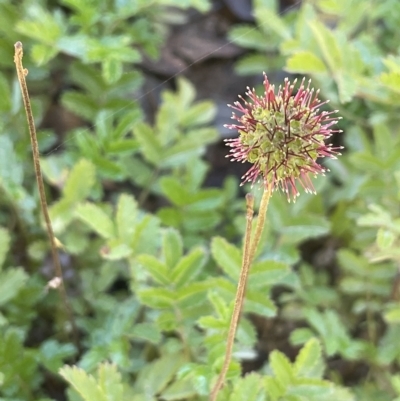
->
[210,184,272,401]
[14,42,79,350]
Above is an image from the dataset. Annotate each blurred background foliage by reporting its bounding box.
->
[1,0,400,400]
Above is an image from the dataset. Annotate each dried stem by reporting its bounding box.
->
[210,185,272,401]
[13,41,79,350]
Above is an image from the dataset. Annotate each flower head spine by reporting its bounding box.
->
[224,73,343,202]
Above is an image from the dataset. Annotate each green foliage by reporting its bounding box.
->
[264,338,355,401]
[60,338,350,401]
[0,228,28,309]
[226,0,400,399]
[60,363,129,401]
[0,329,39,397]
[2,0,400,400]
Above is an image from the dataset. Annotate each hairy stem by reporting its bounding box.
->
[248,183,273,263]
[14,41,79,350]
[210,185,272,401]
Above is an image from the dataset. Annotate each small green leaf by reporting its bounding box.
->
[290,328,315,346]
[171,247,207,287]
[49,197,77,234]
[264,376,285,400]
[0,3,18,40]
[137,288,175,308]
[162,128,218,168]
[59,365,108,401]
[116,194,138,240]
[391,374,400,394]
[97,363,124,399]
[237,318,257,347]
[197,315,226,330]
[0,136,23,189]
[107,139,139,154]
[102,58,123,84]
[130,214,161,255]
[0,226,10,269]
[207,291,230,320]
[159,177,190,206]
[16,7,63,44]
[384,305,400,324]
[0,73,11,111]
[62,91,98,121]
[336,72,358,103]
[94,110,113,144]
[376,228,395,250]
[40,340,76,373]
[125,158,154,187]
[309,20,342,72]
[75,202,115,239]
[102,240,132,260]
[162,376,197,400]
[372,120,393,159]
[381,71,400,95]
[137,254,170,285]
[248,260,289,288]
[294,338,324,378]
[280,216,330,243]
[135,354,184,397]
[176,77,196,108]
[162,228,183,269]
[0,268,28,306]
[382,55,400,75]
[337,249,369,276]
[235,53,271,75]
[180,101,216,127]
[255,8,291,40]
[158,207,181,227]
[31,43,58,65]
[57,34,90,58]
[288,377,333,398]
[113,109,142,139]
[68,62,106,97]
[211,237,241,281]
[73,129,100,158]
[0,330,38,392]
[230,372,264,401]
[132,322,161,344]
[176,281,209,304]
[357,204,392,228]
[93,158,123,179]
[63,159,96,204]
[133,122,162,165]
[269,350,294,387]
[228,25,270,51]
[245,290,276,317]
[286,51,327,73]
[187,189,224,212]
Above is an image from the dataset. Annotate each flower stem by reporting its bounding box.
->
[13,42,79,351]
[210,184,273,401]
[248,182,273,263]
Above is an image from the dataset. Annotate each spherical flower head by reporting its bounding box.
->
[225,73,343,202]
